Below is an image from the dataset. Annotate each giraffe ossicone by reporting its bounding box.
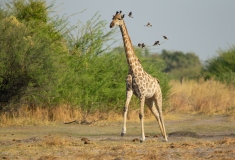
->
[110,11,168,142]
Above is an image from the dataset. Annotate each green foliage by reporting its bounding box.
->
[0,7,5,19]
[6,0,48,22]
[54,13,119,111]
[0,16,56,106]
[0,0,66,109]
[160,50,202,79]
[67,13,117,56]
[203,46,235,84]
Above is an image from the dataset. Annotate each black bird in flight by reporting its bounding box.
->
[153,41,160,46]
[128,12,133,18]
[145,22,152,27]
[163,36,168,40]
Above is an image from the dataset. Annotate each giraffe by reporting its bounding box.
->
[109,12,168,142]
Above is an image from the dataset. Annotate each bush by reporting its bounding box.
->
[53,13,119,111]
[204,46,235,84]
[160,50,202,80]
[0,16,58,108]
[0,0,67,110]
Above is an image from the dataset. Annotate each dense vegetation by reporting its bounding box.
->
[0,0,234,116]
[203,46,235,84]
[159,50,202,80]
[0,0,170,113]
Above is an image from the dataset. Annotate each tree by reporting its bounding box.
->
[0,0,67,110]
[53,13,119,111]
[160,50,202,79]
[204,46,235,84]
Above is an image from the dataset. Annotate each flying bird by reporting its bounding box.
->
[163,36,168,40]
[128,12,133,18]
[153,41,160,46]
[141,43,145,48]
[145,22,152,27]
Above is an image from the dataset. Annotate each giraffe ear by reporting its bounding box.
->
[122,14,125,19]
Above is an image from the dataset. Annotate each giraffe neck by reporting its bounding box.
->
[119,21,142,71]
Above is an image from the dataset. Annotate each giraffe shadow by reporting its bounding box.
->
[168,131,235,139]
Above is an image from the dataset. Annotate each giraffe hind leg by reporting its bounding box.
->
[146,98,168,141]
[145,99,164,136]
[153,96,168,141]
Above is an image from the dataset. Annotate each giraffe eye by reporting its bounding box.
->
[118,18,122,20]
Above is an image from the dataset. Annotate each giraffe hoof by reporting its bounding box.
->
[163,135,168,142]
[164,139,168,142]
[140,138,145,143]
[162,137,168,142]
[121,133,125,137]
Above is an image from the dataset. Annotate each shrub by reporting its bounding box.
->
[204,46,235,84]
[0,0,67,110]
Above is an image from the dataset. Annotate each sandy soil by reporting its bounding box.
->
[0,114,235,159]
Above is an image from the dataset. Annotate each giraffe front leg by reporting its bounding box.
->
[121,74,133,136]
[121,89,133,136]
[139,96,145,142]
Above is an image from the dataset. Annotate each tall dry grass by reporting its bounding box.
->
[1,79,235,126]
[0,105,124,126]
[0,105,83,126]
[169,79,235,114]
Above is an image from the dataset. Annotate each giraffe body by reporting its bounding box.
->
[110,12,167,142]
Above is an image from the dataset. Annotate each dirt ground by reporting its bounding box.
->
[1,114,235,160]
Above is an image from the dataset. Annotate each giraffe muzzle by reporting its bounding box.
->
[110,22,114,28]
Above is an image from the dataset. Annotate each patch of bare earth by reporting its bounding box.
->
[0,114,235,159]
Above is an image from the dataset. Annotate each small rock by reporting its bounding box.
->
[84,140,91,144]
[81,137,90,141]
[132,138,139,142]
[153,135,159,138]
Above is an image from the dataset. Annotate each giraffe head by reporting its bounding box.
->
[110,11,125,28]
